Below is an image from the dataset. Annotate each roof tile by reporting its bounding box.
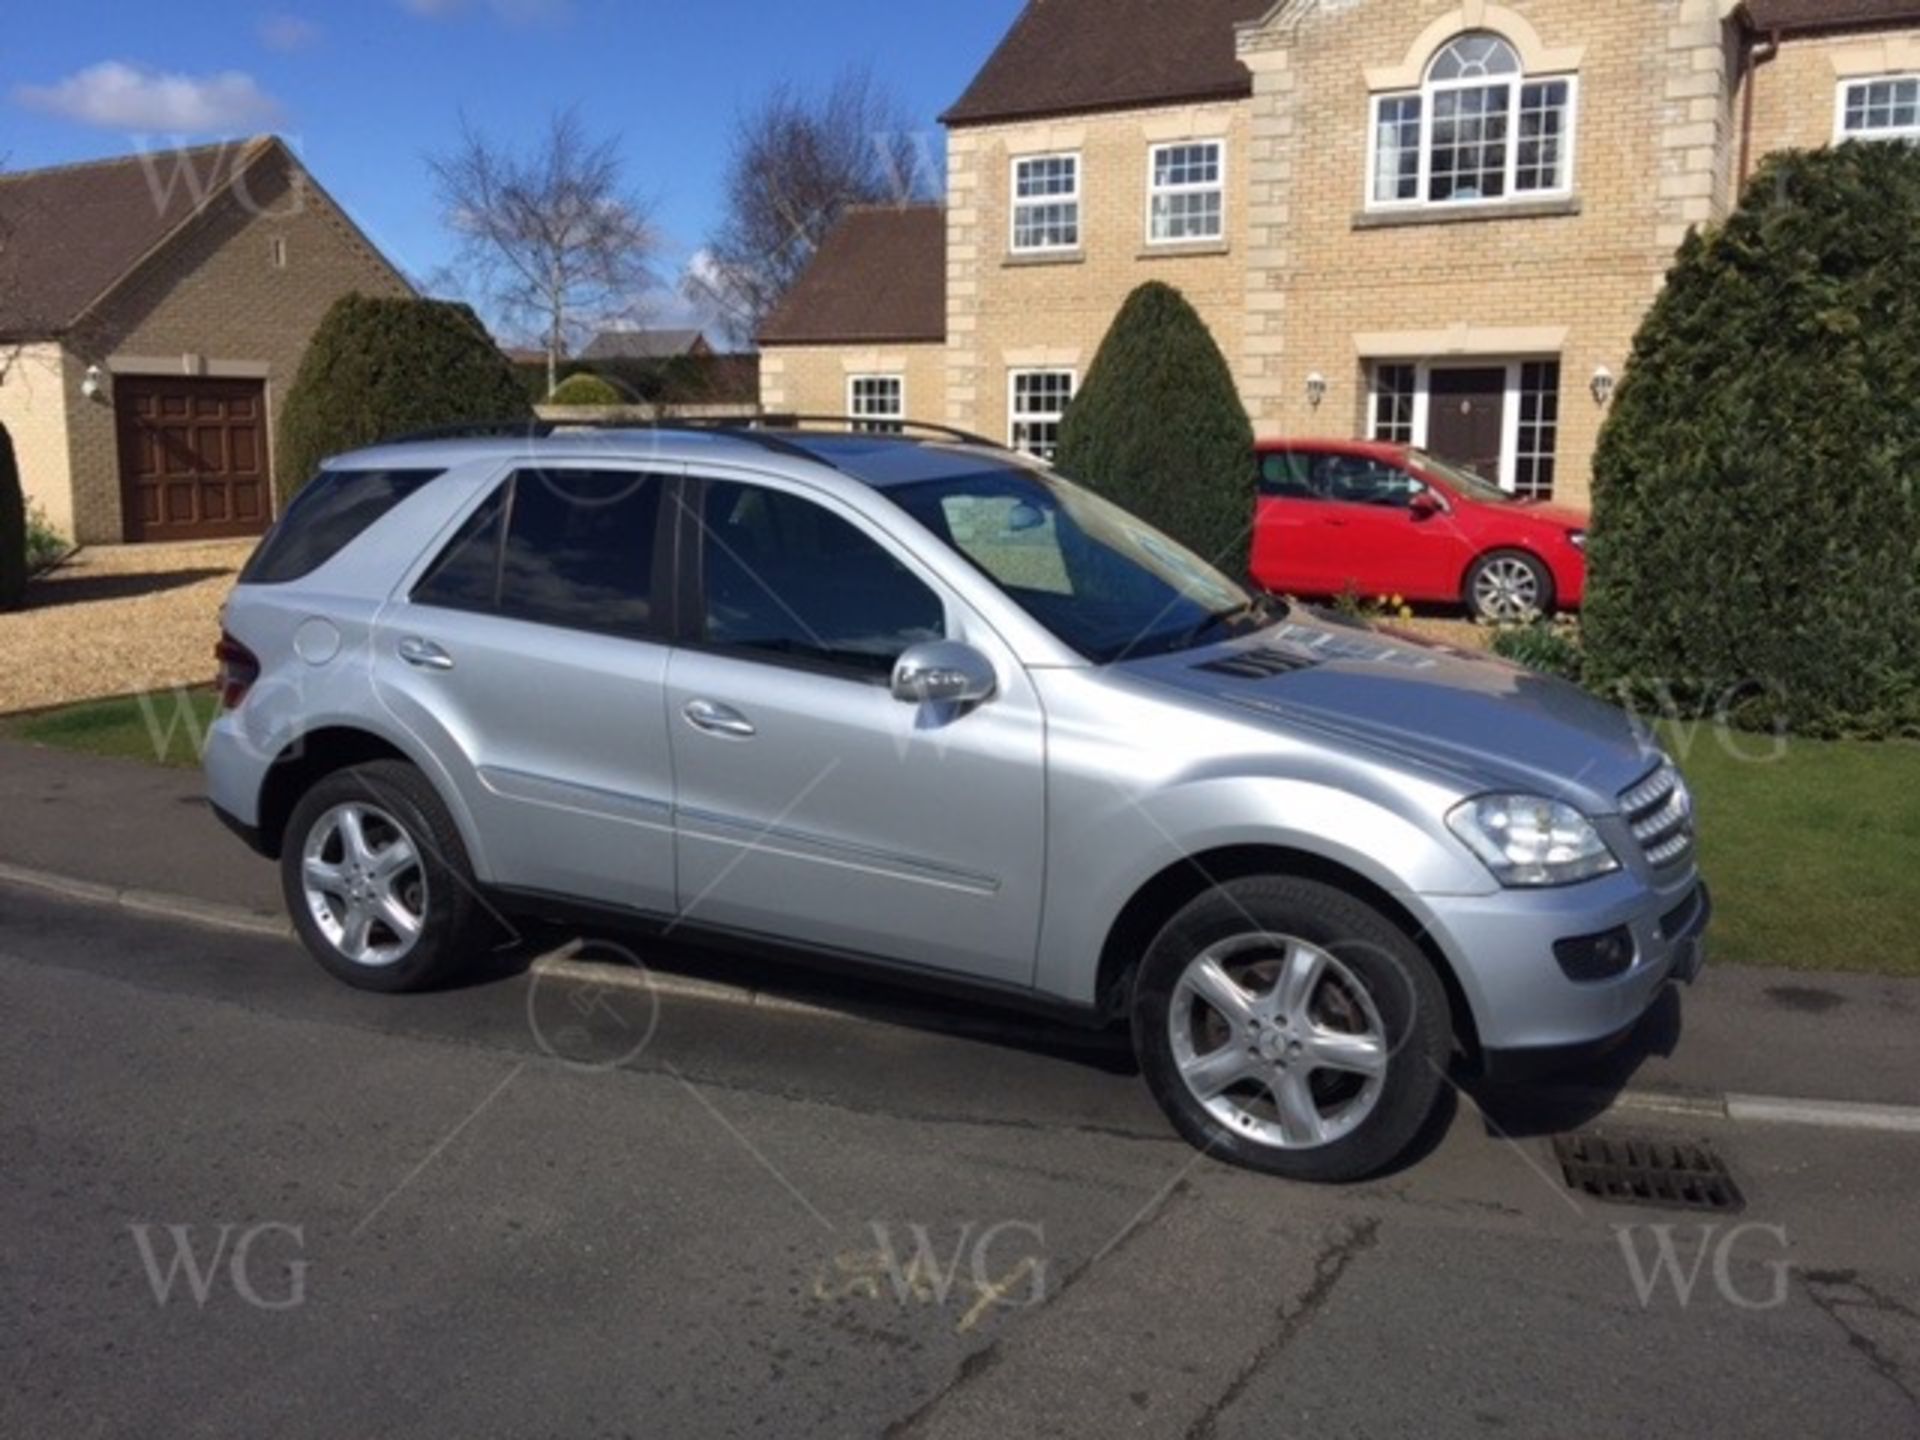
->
[757,206,946,347]
[942,0,1272,128]
[1745,0,1920,30]
[0,138,270,339]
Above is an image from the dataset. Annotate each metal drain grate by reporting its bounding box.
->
[1551,1132,1745,1213]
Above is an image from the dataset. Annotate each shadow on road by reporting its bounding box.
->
[1465,985,1689,1139]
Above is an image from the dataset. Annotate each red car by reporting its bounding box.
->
[1252,439,1589,624]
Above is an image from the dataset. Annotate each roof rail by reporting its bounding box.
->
[739,415,1011,451]
[368,414,1013,458]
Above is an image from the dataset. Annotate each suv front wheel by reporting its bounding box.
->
[281,760,489,992]
[1132,876,1450,1182]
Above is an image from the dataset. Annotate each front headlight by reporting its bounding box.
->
[1446,794,1619,887]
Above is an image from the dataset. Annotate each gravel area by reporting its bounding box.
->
[0,540,252,714]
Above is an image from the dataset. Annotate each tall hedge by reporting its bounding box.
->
[0,422,24,612]
[276,295,531,501]
[1055,282,1256,578]
[1585,144,1920,738]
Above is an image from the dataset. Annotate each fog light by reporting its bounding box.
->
[1553,926,1636,982]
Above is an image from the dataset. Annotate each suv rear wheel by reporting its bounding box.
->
[280,760,488,992]
[1132,876,1450,1182]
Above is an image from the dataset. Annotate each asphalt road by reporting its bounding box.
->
[4,885,1918,1439]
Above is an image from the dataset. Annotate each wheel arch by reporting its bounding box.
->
[254,724,484,872]
[1093,844,1483,1066]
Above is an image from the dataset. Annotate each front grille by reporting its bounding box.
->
[1194,646,1318,680]
[1659,886,1706,942]
[1619,760,1695,872]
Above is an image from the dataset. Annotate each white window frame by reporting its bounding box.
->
[1145,139,1228,246]
[1009,152,1082,254]
[1365,39,1579,212]
[1834,74,1920,143]
[847,374,905,433]
[1007,368,1077,461]
[1364,357,1563,496]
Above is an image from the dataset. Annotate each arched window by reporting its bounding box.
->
[1370,31,1576,208]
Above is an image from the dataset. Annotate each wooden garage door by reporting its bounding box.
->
[115,376,272,542]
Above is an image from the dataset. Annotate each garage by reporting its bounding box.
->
[114,376,273,543]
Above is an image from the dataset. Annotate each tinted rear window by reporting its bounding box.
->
[241,469,443,584]
[412,469,664,638]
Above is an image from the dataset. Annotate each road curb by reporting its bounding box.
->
[6,860,1920,1137]
[0,859,292,939]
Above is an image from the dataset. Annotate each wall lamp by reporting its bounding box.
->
[1305,371,1328,409]
[1591,365,1616,406]
[81,364,106,401]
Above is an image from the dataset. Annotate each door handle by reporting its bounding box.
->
[398,636,454,671]
[683,698,756,739]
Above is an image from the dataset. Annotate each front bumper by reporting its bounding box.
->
[1420,868,1709,1059]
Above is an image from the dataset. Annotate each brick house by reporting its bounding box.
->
[761,0,1920,508]
[0,137,411,544]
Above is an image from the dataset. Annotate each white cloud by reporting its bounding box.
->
[258,14,322,51]
[401,0,573,21]
[14,62,283,133]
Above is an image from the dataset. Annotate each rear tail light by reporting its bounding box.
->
[214,631,260,710]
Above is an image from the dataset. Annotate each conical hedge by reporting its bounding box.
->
[0,422,25,612]
[1585,143,1920,738]
[276,294,532,502]
[1056,281,1255,579]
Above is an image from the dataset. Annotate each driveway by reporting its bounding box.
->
[0,540,250,714]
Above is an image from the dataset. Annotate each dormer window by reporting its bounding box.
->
[1369,32,1576,209]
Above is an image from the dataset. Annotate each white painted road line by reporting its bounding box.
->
[1725,1094,1920,1135]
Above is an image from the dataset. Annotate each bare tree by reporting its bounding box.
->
[430,108,659,394]
[696,68,940,347]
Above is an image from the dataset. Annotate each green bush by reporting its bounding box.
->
[1055,282,1256,579]
[277,295,532,502]
[545,372,625,407]
[1491,620,1585,684]
[1584,144,1920,738]
[0,422,25,612]
[25,500,66,574]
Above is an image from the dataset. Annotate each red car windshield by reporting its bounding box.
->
[1410,451,1518,505]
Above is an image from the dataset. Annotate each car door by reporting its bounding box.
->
[1313,455,1461,601]
[664,470,1046,989]
[1252,450,1329,594]
[372,464,680,913]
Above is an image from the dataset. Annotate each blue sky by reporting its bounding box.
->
[3,0,1023,334]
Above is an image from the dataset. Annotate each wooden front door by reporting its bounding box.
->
[115,376,272,542]
[1426,367,1506,486]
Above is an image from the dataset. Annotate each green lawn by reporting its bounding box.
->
[0,690,219,768]
[1672,725,1920,977]
[2,693,1914,976]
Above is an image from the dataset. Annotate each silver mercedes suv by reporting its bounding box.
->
[206,422,1708,1182]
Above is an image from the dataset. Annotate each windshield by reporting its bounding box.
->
[888,465,1272,663]
[1409,450,1519,505]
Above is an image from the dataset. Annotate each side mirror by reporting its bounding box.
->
[891,640,997,706]
[1409,490,1445,520]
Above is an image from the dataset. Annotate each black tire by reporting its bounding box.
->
[1132,876,1451,1183]
[279,759,488,993]
[1465,549,1554,624]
